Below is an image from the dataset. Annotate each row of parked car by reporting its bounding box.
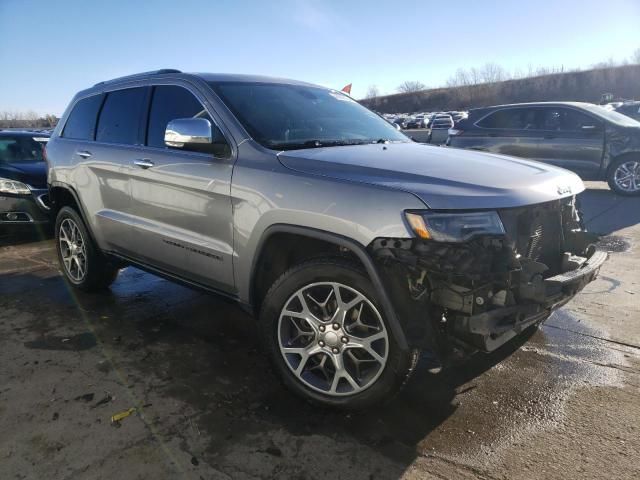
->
[382,111,469,145]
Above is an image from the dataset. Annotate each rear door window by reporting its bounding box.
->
[62,95,104,140]
[477,108,538,130]
[96,88,148,145]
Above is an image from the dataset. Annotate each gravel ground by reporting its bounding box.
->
[0,182,638,480]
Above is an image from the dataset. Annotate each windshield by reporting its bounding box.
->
[581,104,640,127]
[209,82,408,150]
[0,135,46,163]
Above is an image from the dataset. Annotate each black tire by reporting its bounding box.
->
[607,156,640,196]
[259,257,418,409]
[55,206,119,292]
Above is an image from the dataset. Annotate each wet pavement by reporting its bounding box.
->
[1,182,639,479]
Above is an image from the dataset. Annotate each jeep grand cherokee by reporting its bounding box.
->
[46,70,606,409]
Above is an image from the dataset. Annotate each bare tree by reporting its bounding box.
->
[365,85,380,99]
[397,81,426,93]
[632,48,640,64]
[478,63,509,83]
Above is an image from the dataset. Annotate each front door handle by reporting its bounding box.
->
[133,159,154,169]
[76,150,92,158]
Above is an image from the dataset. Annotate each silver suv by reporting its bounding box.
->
[46,70,606,409]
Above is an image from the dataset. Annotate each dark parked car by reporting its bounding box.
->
[447,102,640,195]
[427,114,454,144]
[614,101,640,122]
[393,117,409,129]
[0,131,51,227]
[406,115,426,129]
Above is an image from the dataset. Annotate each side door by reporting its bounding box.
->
[469,107,542,158]
[71,87,149,255]
[535,107,604,177]
[126,84,236,293]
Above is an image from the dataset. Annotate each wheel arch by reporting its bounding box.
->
[606,151,640,177]
[249,224,409,351]
[48,182,98,243]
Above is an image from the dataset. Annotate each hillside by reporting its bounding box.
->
[361,64,640,113]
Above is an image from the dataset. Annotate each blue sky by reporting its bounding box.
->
[1,0,638,115]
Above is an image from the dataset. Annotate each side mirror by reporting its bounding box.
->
[165,118,213,149]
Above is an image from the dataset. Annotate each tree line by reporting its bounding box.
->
[0,111,58,129]
[362,49,640,113]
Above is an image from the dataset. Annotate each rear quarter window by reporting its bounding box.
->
[62,95,104,140]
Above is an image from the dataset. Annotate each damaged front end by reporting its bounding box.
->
[370,197,607,362]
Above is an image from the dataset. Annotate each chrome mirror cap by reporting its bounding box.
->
[165,118,212,148]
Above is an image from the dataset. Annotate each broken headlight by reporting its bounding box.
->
[405,211,505,242]
[0,177,31,195]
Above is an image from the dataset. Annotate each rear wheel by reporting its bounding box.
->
[260,257,418,409]
[55,206,119,291]
[607,157,640,196]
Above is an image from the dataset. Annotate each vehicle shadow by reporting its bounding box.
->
[0,225,53,247]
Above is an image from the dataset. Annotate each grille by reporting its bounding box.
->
[526,222,545,261]
[499,200,565,273]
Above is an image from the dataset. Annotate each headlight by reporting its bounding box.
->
[405,211,505,242]
[0,177,31,195]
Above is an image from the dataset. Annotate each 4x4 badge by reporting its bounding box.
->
[557,185,572,195]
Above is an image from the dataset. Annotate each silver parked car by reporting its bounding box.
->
[428,114,454,144]
[46,70,606,409]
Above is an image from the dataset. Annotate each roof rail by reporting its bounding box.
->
[94,69,182,87]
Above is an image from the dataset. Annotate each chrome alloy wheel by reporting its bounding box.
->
[278,282,389,396]
[614,160,640,193]
[58,218,87,282]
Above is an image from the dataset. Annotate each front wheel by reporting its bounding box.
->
[607,157,640,196]
[260,257,418,409]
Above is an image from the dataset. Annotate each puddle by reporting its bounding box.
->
[597,235,631,253]
[24,332,97,351]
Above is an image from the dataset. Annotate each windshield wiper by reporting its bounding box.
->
[274,139,370,151]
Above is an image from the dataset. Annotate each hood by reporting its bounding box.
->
[278,142,584,209]
[0,161,48,189]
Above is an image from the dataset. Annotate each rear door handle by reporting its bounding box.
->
[133,159,154,169]
[76,150,92,158]
[543,135,556,139]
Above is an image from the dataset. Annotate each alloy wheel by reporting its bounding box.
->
[59,218,87,282]
[278,282,389,396]
[613,160,640,193]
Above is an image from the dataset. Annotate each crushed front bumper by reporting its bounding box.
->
[369,197,608,361]
[456,249,607,352]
